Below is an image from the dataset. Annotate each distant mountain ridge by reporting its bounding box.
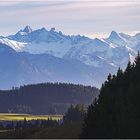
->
[0,26,140,89]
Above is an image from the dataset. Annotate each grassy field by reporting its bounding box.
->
[0,113,63,121]
[28,122,82,139]
[0,122,82,139]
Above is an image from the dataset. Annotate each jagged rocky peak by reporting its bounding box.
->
[134,33,140,39]
[94,38,103,42]
[40,27,47,31]
[23,25,33,33]
[108,31,120,39]
[59,31,63,35]
[107,31,126,46]
[50,27,56,32]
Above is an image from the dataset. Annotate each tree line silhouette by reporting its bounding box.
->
[80,52,140,138]
[0,118,59,130]
[0,118,59,138]
[63,104,86,124]
[0,83,99,114]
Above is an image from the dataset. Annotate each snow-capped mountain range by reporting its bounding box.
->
[0,25,140,89]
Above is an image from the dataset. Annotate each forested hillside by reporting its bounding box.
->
[0,83,99,114]
[81,53,140,138]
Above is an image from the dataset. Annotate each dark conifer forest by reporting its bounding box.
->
[0,83,99,114]
[63,104,86,124]
[80,53,140,138]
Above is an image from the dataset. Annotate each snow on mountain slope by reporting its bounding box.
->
[7,26,87,58]
[0,37,73,58]
[0,26,140,89]
[1,26,139,69]
[0,42,114,89]
[106,31,126,47]
[0,26,139,69]
[0,38,27,51]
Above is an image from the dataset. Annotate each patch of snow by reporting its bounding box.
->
[129,53,135,64]
[0,38,27,51]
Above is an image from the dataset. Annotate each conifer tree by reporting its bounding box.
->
[80,53,140,138]
[63,104,85,124]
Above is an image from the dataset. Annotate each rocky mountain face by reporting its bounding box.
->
[0,26,139,89]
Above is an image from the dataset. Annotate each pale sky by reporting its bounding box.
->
[0,0,140,38]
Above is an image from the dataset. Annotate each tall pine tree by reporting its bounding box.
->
[80,53,140,138]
